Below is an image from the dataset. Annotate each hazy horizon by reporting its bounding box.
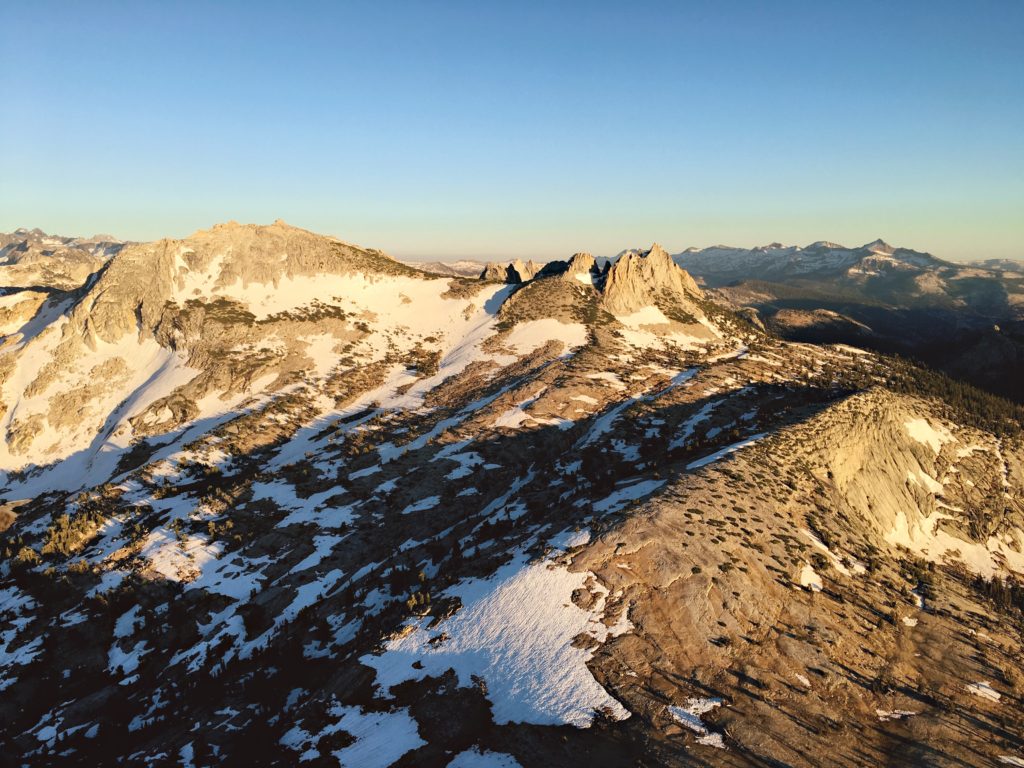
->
[5,219,1022,265]
[2,1,1022,261]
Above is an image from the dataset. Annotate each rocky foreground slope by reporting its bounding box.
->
[1,223,1023,766]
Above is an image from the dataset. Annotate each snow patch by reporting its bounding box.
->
[687,433,766,470]
[965,681,1001,702]
[593,480,664,514]
[448,748,523,768]
[876,709,917,722]
[361,551,631,727]
[904,418,953,454]
[500,319,588,357]
[667,699,726,749]
[799,564,823,591]
[280,703,424,767]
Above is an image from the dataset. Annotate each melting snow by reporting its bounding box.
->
[593,480,665,514]
[965,681,1001,702]
[401,495,440,515]
[114,606,144,639]
[493,390,547,429]
[140,529,220,582]
[108,640,150,676]
[500,319,588,357]
[667,699,726,749]
[290,535,344,573]
[360,552,631,727]
[800,528,861,577]
[886,510,1024,578]
[548,528,592,551]
[799,564,823,591]
[185,551,269,601]
[907,468,943,494]
[448,748,523,767]
[904,418,954,454]
[280,703,424,767]
[686,433,766,470]
[876,709,917,722]
[614,306,712,351]
[254,480,356,528]
[585,371,626,390]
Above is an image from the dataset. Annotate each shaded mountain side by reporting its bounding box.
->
[709,279,1024,403]
[672,238,1023,403]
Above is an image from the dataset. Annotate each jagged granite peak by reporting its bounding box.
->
[602,243,703,315]
[511,259,542,281]
[480,262,522,283]
[480,259,543,283]
[561,251,598,279]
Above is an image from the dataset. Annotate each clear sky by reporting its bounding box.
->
[1,1,1022,261]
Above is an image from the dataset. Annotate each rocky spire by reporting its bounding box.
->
[557,252,598,282]
[480,262,522,283]
[480,259,544,283]
[601,243,702,315]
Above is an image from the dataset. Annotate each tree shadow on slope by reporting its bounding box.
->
[0,372,858,764]
[3,361,1020,765]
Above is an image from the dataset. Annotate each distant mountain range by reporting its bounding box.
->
[405,240,1022,281]
[666,240,1024,402]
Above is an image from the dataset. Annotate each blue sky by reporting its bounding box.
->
[1,1,1022,260]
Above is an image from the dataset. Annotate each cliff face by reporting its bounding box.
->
[602,244,702,314]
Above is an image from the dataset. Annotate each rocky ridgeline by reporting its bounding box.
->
[482,244,705,316]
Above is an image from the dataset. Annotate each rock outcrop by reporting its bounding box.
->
[480,258,543,283]
[602,243,703,315]
[480,262,518,282]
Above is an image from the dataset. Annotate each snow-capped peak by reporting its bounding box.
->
[864,238,895,255]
